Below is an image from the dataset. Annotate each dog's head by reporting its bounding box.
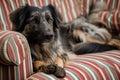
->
[9,4,62,43]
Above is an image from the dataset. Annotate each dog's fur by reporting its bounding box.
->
[9,4,119,78]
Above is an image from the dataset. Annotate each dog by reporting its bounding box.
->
[9,4,119,78]
[59,16,119,54]
[9,4,68,78]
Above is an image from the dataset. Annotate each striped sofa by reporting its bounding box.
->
[0,0,120,80]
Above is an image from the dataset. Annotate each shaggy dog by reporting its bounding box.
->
[59,16,118,54]
[9,4,118,78]
[9,4,68,78]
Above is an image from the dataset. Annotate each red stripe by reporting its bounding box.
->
[66,64,92,80]
[74,59,110,80]
[64,0,71,21]
[49,0,54,5]
[74,0,79,16]
[37,0,41,6]
[39,0,44,6]
[4,0,12,30]
[107,0,112,9]
[12,0,17,8]
[25,53,31,77]
[14,37,24,62]
[4,0,11,12]
[0,22,2,30]
[117,0,120,9]
[68,0,74,20]
[19,62,24,80]
[1,0,11,30]
[113,11,120,31]
[0,31,12,43]
[66,66,87,80]
[8,42,16,63]
[77,60,105,80]
[32,74,46,80]
[61,74,72,80]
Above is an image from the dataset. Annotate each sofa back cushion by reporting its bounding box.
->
[0,0,80,30]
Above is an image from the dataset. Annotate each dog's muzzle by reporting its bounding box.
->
[44,34,53,41]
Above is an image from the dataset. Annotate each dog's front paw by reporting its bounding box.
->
[54,65,66,78]
[46,64,57,74]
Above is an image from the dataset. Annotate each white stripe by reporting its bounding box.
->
[23,59,26,79]
[86,0,90,15]
[22,0,26,5]
[64,78,69,80]
[110,51,120,54]
[41,73,56,80]
[0,7,6,29]
[82,58,116,80]
[114,64,120,73]
[9,0,15,10]
[3,0,9,15]
[73,63,98,80]
[45,0,49,5]
[3,40,11,61]
[17,35,26,58]
[112,0,115,9]
[81,60,107,80]
[66,70,79,80]
[97,55,120,64]
[69,0,76,18]
[104,52,120,58]
[61,1,68,22]
[33,0,38,6]
[12,37,21,64]
[27,77,39,80]
[0,31,11,39]
[67,66,88,80]
[107,13,113,30]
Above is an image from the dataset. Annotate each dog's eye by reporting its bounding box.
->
[46,17,53,24]
[45,13,53,24]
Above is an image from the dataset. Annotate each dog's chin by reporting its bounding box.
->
[41,37,54,43]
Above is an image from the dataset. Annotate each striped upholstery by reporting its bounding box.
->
[88,10,120,36]
[0,31,33,80]
[0,0,80,30]
[78,0,120,16]
[27,50,120,80]
[99,11,120,36]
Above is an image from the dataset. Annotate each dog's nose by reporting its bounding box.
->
[44,34,54,40]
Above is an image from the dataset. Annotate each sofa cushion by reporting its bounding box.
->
[27,50,120,80]
[88,10,120,36]
[0,0,80,30]
[78,0,120,16]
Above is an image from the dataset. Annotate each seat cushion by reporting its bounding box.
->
[27,50,120,80]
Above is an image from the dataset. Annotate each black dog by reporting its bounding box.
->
[9,4,68,78]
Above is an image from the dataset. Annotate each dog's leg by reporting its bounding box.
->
[33,60,47,72]
[73,42,117,54]
[53,56,67,78]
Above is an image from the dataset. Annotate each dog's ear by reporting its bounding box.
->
[9,4,30,31]
[47,4,62,28]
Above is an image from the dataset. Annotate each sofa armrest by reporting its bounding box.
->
[0,30,31,65]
